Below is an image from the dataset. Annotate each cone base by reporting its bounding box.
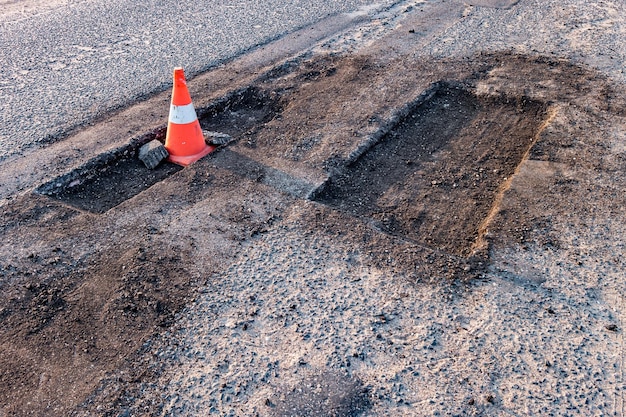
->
[167,144,216,167]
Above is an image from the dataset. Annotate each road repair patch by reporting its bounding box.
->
[312,82,548,257]
[36,87,281,213]
[2,32,626,417]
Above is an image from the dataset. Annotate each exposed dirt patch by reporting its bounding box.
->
[37,87,282,214]
[313,83,548,257]
[198,86,282,137]
[39,158,182,213]
[0,243,193,412]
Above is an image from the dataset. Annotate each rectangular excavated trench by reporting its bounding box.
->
[36,87,281,214]
[312,83,548,257]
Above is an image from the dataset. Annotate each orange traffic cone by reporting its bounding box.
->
[164,67,215,166]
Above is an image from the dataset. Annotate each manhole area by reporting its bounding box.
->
[313,84,548,257]
[36,87,282,214]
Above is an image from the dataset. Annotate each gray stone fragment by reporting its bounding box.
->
[204,131,233,146]
[138,139,169,169]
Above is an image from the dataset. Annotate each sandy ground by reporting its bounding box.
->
[2,0,626,416]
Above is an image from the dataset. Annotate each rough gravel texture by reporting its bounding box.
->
[2,0,626,416]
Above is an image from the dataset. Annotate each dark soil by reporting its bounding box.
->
[313,84,547,256]
[37,87,282,214]
[198,86,282,137]
[40,159,182,213]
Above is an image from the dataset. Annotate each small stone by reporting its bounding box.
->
[204,130,233,146]
[139,140,168,169]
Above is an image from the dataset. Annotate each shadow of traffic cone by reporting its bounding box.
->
[164,67,215,166]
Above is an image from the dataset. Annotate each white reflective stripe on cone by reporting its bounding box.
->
[169,103,198,124]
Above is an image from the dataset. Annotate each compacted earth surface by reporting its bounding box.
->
[2,0,626,416]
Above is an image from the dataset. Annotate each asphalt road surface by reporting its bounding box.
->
[3,0,626,415]
[0,0,393,160]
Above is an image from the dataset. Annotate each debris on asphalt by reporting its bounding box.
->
[138,139,168,169]
[204,131,234,146]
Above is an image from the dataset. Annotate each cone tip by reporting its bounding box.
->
[173,67,185,77]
